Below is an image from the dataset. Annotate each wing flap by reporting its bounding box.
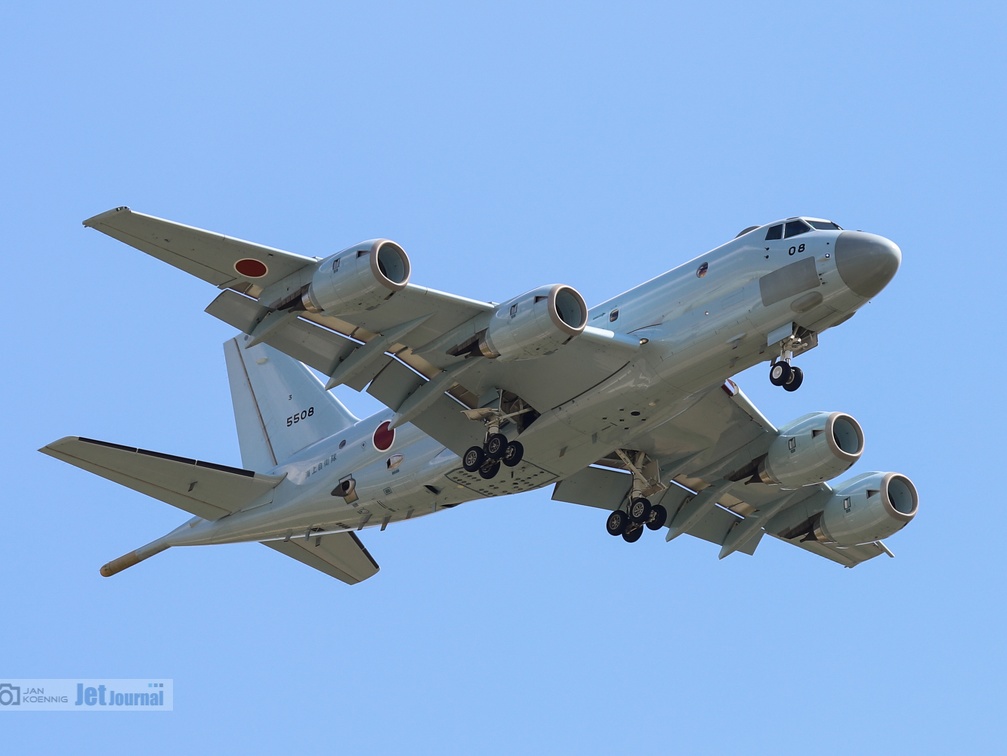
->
[367,360,484,455]
[40,436,284,520]
[84,207,316,291]
[552,465,759,555]
[776,537,890,568]
[208,291,360,380]
[307,283,495,362]
[262,532,379,584]
[552,466,635,511]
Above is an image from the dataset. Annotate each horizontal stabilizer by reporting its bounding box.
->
[262,532,379,584]
[40,437,285,521]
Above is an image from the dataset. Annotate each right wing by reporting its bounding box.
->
[83,207,317,295]
[87,207,639,458]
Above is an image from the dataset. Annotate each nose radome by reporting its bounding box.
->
[834,231,902,299]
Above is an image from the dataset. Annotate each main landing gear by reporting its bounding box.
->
[462,410,525,480]
[768,332,805,392]
[604,449,668,543]
[606,499,669,543]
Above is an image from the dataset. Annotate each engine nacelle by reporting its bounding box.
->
[478,284,588,361]
[759,412,864,487]
[302,239,410,315]
[814,472,919,546]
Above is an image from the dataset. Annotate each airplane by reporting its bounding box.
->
[40,208,918,584]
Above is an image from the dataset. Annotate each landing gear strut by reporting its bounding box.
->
[769,332,805,392]
[604,450,669,543]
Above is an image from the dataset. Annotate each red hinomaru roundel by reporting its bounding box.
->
[372,421,395,452]
[234,258,269,278]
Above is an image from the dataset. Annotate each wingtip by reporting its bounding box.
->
[83,206,131,228]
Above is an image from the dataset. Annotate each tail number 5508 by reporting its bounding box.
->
[287,407,315,426]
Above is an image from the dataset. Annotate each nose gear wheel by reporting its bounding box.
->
[769,332,806,392]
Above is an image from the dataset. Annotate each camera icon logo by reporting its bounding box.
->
[0,683,21,706]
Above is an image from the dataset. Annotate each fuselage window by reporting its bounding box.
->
[785,220,812,238]
[765,225,783,241]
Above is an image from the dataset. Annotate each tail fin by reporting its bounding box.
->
[224,337,359,470]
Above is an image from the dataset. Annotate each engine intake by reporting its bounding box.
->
[814,471,918,546]
[759,412,864,487]
[302,239,410,315]
[478,284,588,361]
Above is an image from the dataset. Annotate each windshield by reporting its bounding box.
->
[808,219,842,230]
[784,219,812,238]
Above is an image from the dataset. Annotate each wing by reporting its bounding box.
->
[87,207,638,455]
[262,532,379,585]
[83,207,318,295]
[553,381,893,568]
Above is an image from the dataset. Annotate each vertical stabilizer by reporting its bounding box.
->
[224,337,359,470]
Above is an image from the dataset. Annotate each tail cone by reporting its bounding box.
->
[100,542,169,577]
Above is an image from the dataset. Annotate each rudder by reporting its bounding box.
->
[224,337,359,470]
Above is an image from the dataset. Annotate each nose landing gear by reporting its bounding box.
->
[769,361,804,392]
[769,332,805,392]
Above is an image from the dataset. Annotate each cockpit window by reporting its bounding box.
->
[784,219,812,238]
[808,220,843,231]
[765,224,783,241]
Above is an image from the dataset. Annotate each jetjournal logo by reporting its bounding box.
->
[0,679,172,711]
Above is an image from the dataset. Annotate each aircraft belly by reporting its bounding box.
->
[444,461,559,497]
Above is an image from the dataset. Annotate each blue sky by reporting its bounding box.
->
[4,2,1005,753]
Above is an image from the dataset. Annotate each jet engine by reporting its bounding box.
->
[302,239,411,315]
[813,472,918,546]
[759,412,864,487]
[478,284,588,361]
